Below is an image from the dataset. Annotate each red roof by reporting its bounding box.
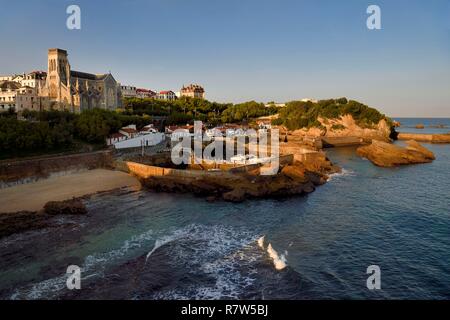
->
[136,88,155,94]
[140,127,157,132]
[109,133,126,139]
[159,90,174,95]
[165,125,194,132]
[120,128,137,134]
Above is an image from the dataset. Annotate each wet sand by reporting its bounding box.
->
[0,169,140,213]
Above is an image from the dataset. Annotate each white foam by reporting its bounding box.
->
[149,224,261,300]
[257,236,265,249]
[327,168,356,181]
[145,227,199,261]
[267,243,287,271]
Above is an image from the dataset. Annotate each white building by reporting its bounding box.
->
[0,81,47,112]
[0,75,14,82]
[256,119,272,130]
[180,84,205,99]
[113,132,165,149]
[136,88,156,99]
[157,90,177,101]
[205,128,224,138]
[119,125,138,139]
[226,128,247,137]
[0,81,20,111]
[106,132,128,146]
[140,124,158,134]
[120,85,137,98]
[20,71,47,92]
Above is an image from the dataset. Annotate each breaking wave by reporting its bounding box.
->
[148,224,261,300]
[266,244,287,271]
[9,224,292,300]
[257,236,287,271]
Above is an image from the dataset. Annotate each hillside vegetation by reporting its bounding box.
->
[123,97,278,125]
[273,98,391,130]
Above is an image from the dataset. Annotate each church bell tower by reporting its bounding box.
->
[47,48,71,104]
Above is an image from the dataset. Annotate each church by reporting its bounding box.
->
[44,48,122,112]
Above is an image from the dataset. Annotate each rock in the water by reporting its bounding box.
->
[406,140,436,160]
[357,140,435,167]
[0,198,88,239]
[0,211,49,239]
[43,198,87,215]
[223,189,247,202]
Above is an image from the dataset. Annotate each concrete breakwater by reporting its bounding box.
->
[397,132,450,143]
[0,150,114,188]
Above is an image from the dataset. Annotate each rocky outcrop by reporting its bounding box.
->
[0,198,87,239]
[357,140,435,167]
[141,162,329,203]
[279,141,340,174]
[287,115,392,143]
[43,198,87,215]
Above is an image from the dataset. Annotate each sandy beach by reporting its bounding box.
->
[0,169,140,213]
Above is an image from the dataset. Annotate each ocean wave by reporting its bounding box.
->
[149,224,261,300]
[9,224,288,300]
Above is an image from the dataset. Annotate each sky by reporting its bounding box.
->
[0,0,449,117]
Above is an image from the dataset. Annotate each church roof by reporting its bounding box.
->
[71,71,109,81]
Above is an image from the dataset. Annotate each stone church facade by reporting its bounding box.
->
[44,48,122,112]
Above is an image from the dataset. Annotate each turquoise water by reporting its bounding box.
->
[1,119,449,300]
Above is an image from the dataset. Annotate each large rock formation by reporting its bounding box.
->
[287,115,392,143]
[357,140,435,167]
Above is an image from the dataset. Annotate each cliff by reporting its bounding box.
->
[288,114,392,142]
